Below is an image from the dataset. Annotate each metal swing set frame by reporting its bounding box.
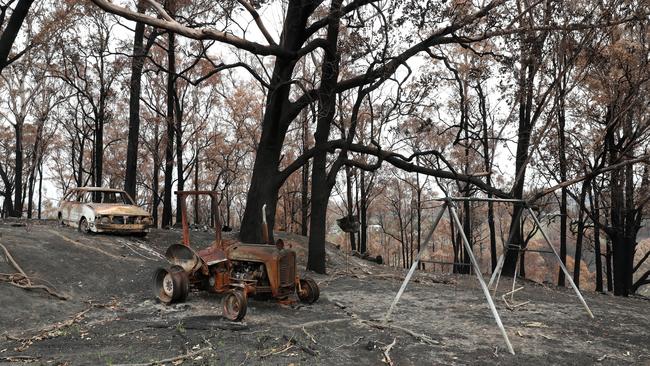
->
[382,197,594,355]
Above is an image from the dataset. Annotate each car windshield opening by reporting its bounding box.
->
[92,191,131,204]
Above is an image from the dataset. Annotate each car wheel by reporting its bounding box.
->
[78,218,91,234]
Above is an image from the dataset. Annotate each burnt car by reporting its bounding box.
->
[57,187,153,235]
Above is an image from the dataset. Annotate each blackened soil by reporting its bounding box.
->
[0,220,648,365]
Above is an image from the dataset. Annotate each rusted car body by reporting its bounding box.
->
[57,187,153,235]
[153,191,319,321]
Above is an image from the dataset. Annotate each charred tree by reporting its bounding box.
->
[239,0,320,244]
[557,56,568,287]
[307,0,343,274]
[124,1,148,201]
[161,21,176,228]
[12,119,23,217]
[345,166,357,251]
[0,0,34,72]
[590,182,604,293]
[572,180,589,288]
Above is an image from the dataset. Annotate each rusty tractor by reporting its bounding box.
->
[153,191,319,321]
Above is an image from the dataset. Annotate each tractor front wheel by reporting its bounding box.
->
[298,277,320,304]
[222,290,247,321]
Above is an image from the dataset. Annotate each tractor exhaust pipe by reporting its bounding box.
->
[262,204,271,244]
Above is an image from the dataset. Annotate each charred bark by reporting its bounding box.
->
[239,0,319,244]
[0,0,34,72]
[591,183,603,293]
[12,121,23,217]
[306,0,343,274]
[162,27,176,228]
[572,181,589,288]
[124,2,148,201]
[345,166,357,251]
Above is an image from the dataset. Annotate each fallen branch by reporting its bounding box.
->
[382,338,397,366]
[0,355,40,363]
[287,318,349,328]
[359,320,439,345]
[4,300,117,351]
[333,336,363,350]
[259,339,295,358]
[302,326,317,344]
[0,242,67,300]
[112,347,211,366]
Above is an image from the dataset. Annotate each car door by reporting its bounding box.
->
[60,190,76,225]
[68,191,86,225]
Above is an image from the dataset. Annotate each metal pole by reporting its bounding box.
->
[488,205,523,290]
[383,205,447,324]
[488,254,505,288]
[448,200,515,355]
[526,207,594,318]
[432,197,527,204]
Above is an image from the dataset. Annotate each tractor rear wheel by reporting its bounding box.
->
[298,277,320,304]
[222,290,247,321]
[153,267,189,304]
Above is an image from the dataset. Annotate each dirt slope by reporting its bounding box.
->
[0,220,648,365]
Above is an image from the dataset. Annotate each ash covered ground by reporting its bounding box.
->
[0,220,648,365]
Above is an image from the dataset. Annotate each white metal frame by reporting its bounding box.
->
[382,197,595,355]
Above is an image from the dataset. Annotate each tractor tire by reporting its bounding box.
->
[298,277,320,304]
[222,290,247,321]
[153,267,189,304]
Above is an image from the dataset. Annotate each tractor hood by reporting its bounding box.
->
[88,204,150,216]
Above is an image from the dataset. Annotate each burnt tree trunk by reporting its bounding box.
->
[572,180,589,288]
[194,152,199,224]
[162,27,176,228]
[301,154,309,236]
[306,0,343,274]
[503,41,537,277]
[27,119,44,218]
[345,166,357,251]
[152,119,161,227]
[607,118,631,296]
[416,169,422,269]
[476,81,497,271]
[37,159,42,219]
[124,2,148,201]
[606,237,613,292]
[175,90,184,225]
[0,0,34,72]
[461,191,472,274]
[94,77,107,192]
[12,120,23,217]
[557,75,568,287]
[0,165,13,216]
[359,170,368,254]
[239,1,318,243]
[591,183,603,292]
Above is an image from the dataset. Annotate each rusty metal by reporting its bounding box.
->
[151,191,320,321]
[175,190,222,249]
[261,204,271,244]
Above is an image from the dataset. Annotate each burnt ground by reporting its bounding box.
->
[0,219,648,366]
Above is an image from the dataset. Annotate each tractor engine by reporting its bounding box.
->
[231,261,266,283]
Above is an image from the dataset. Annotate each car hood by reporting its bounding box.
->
[88,204,150,216]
